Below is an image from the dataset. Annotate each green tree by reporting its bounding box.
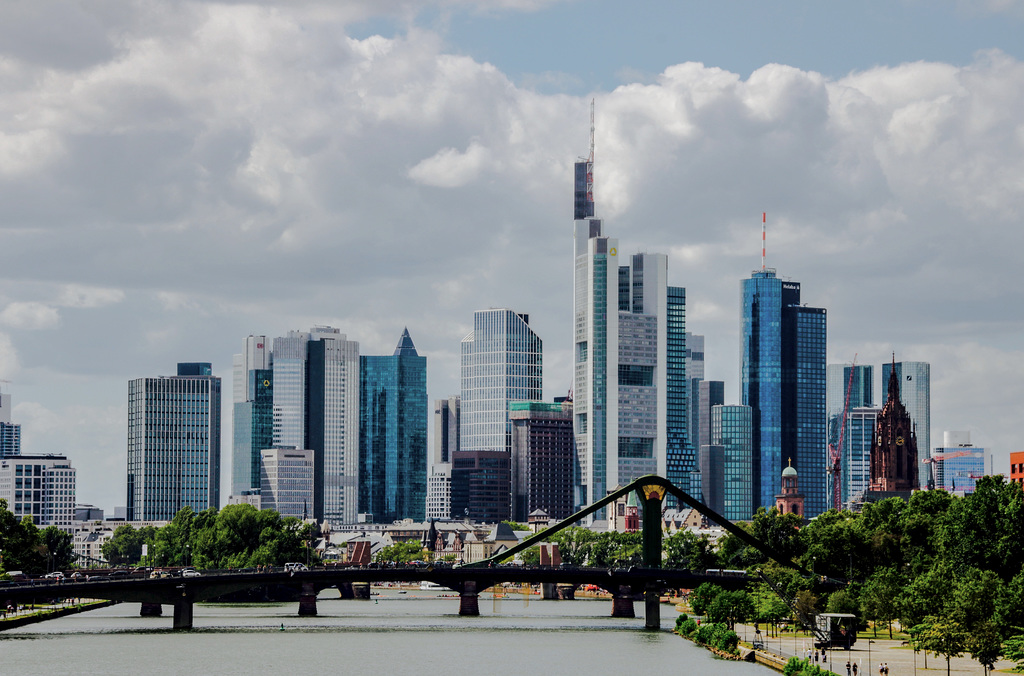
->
[374,541,426,564]
[707,589,754,629]
[689,582,723,616]
[501,521,530,532]
[966,620,1002,674]
[663,530,717,570]
[0,504,45,573]
[751,582,791,636]
[918,616,969,676]
[1003,631,1024,673]
[40,526,75,571]
[550,527,598,566]
[861,567,903,637]
[101,524,148,566]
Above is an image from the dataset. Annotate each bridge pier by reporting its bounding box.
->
[140,603,163,617]
[644,587,660,630]
[541,583,558,599]
[459,581,480,616]
[338,582,354,599]
[298,582,318,616]
[610,586,636,618]
[557,584,576,600]
[172,592,194,630]
[352,582,371,599]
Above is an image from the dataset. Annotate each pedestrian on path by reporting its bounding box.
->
[852,662,858,676]
[846,660,851,676]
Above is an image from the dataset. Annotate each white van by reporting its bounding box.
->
[284,562,308,572]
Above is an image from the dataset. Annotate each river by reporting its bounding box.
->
[0,587,776,675]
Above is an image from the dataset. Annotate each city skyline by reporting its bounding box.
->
[1,2,1023,510]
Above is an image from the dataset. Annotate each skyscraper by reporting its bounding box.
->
[433,396,460,465]
[826,364,874,509]
[931,431,987,495]
[881,360,930,490]
[359,328,428,523]
[0,454,76,530]
[260,447,314,519]
[127,362,221,521]
[231,335,272,497]
[272,327,360,525]
[572,143,688,514]
[509,401,574,521]
[712,404,753,521]
[460,309,543,455]
[685,333,705,461]
[741,270,827,516]
[0,391,21,458]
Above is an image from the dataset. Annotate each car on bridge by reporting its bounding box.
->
[180,568,201,578]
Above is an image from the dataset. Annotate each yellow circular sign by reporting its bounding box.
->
[263,379,271,387]
[609,247,617,256]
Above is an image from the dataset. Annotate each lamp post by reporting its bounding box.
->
[185,544,190,568]
[868,639,875,674]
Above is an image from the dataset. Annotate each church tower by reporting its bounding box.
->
[775,459,805,517]
[869,356,919,494]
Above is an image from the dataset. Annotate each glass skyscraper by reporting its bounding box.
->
[881,360,930,490]
[359,329,427,523]
[846,407,878,507]
[827,364,874,509]
[231,335,272,497]
[665,287,690,501]
[712,404,753,522]
[127,362,221,521]
[271,327,360,525]
[741,270,826,516]
[460,309,542,456]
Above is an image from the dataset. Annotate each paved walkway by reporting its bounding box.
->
[733,624,1016,675]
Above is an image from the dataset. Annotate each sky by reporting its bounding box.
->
[1,0,1023,512]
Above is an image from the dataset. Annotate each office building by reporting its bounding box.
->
[272,327,360,525]
[881,360,930,490]
[685,333,705,454]
[0,391,21,458]
[741,269,826,516]
[126,363,221,521]
[573,217,686,514]
[359,329,428,523]
[845,407,878,508]
[712,404,753,522]
[260,447,314,519]
[231,335,273,497]
[0,454,76,530]
[426,463,452,520]
[931,431,987,495]
[697,381,726,462]
[460,308,542,455]
[1010,451,1024,488]
[450,450,511,523]
[433,396,460,466]
[826,364,874,509]
[698,444,725,516]
[509,401,574,521]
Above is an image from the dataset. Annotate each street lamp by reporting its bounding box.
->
[868,639,875,673]
[185,544,190,568]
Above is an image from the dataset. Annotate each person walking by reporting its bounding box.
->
[852,662,858,676]
[846,660,852,676]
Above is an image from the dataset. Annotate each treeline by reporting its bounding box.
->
[0,499,75,574]
[101,504,318,569]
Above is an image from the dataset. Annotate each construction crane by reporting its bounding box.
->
[827,356,857,511]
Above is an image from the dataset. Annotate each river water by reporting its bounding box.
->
[1,587,775,675]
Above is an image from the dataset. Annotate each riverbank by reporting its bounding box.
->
[0,599,118,631]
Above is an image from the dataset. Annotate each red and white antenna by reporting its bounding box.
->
[587,99,595,206]
[761,212,766,270]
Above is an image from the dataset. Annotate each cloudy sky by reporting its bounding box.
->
[2,0,1023,512]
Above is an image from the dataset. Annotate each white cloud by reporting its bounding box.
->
[408,141,491,187]
[0,302,60,330]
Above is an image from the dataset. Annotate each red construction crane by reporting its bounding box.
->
[828,356,857,510]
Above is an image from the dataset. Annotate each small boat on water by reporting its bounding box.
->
[420,581,445,591]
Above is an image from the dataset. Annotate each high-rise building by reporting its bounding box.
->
[826,364,874,509]
[433,396,460,465]
[231,336,273,497]
[931,431,987,495]
[0,454,76,530]
[460,309,542,455]
[127,363,221,521]
[1,391,21,458]
[845,407,878,508]
[665,288,690,500]
[685,333,705,461]
[509,400,574,521]
[260,447,314,519]
[712,404,753,522]
[272,327,360,525]
[741,270,826,516]
[359,329,428,523]
[881,360,930,490]
[451,449,511,523]
[697,381,726,461]
[426,463,452,520]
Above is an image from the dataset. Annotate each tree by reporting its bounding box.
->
[40,526,74,571]
[374,541,426,564]
[707,589,754,629]
[966,620,1002,674]
[751,583,791,636]
[918,615,969,676]
[1003,631,1024,673]
[689,582,723,616]
[861,567,903,637]
[0,504,46,573]
[102,524,148,565]
[663,530,717,570]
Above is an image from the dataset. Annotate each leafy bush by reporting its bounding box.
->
[781,657,838,676]
[714,627,739,653]
[678,619,698,636]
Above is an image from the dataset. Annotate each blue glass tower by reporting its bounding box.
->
[741,270,826,516]
[359,329,427,523]
[712,404,753,521]
[665,286,691,501]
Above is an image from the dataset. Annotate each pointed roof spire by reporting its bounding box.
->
[394,327,418,357]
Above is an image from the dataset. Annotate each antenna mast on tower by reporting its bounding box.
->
[587,99,595,206]
[761,212,766,270]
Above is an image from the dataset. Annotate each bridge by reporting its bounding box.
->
[1,475,837,631]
